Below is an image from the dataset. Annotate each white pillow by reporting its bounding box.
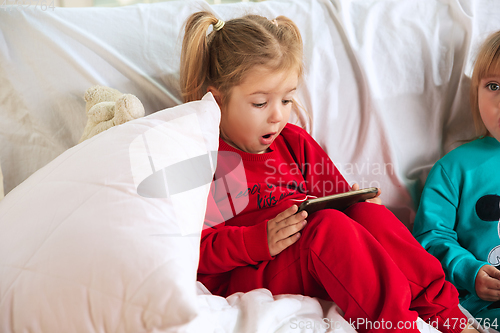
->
[0,93,220,332]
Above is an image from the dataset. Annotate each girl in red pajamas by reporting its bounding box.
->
[179,11,478,333]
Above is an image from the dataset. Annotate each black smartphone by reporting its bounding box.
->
[296,187,379,215]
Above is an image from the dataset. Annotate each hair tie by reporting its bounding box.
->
[213,19,225,31]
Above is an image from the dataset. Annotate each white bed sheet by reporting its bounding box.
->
[193,282,451,333]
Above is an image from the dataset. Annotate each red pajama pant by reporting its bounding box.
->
[226,203,466,333]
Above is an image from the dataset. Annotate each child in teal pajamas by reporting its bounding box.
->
[414,30,500,326]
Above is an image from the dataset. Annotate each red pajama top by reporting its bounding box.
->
[197,123,350,293]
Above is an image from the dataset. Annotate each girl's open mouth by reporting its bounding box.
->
[260,132,276,145]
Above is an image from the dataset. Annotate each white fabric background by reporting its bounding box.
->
[2,0,500,332]
[2,0,500,227]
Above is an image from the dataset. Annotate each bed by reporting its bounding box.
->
[1,0,499,332]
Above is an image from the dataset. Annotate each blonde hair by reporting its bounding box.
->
[180,11,309,127]
[470,30,500,137]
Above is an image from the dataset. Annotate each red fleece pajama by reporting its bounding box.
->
[198,124,466,333]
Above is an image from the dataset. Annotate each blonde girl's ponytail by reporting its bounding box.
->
[273,15,310,128]
[180,11,219,103]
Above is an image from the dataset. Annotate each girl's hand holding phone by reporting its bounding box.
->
[267,205,307,257]
[351,183,382,205]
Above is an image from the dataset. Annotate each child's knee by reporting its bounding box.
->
[345,202,401,228]
[331,202,410,246]
[302,209,360,241]
[346,201,387,216]
[309,208,346,222]
[301,209,383,260]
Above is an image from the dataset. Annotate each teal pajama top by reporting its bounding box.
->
[413,136,500,315]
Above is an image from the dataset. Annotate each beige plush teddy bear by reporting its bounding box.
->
[79,85,145,143]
